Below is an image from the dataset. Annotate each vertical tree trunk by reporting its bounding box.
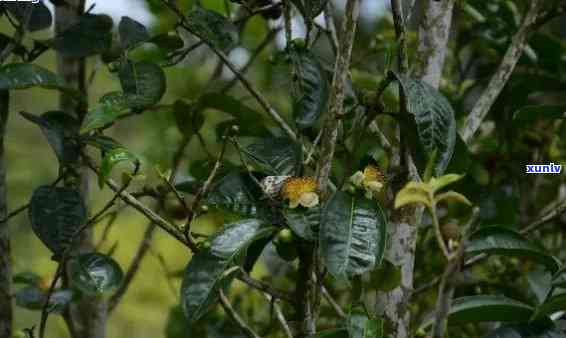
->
[54,2,107,338]
[0,90,11,338]
[376,1,455,337]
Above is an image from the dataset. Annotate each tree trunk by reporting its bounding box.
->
[0,90,11,338]
[54,2,107,338]
[376,1,455,337]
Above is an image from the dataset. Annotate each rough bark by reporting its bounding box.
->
[54,2,107,338]
[376,1,455,337]
[0,90,11,338]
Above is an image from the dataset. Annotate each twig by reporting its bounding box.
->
[38,262,65,338]
[238,269,296,304]
[0,203,29,223]
[460,0,545,143]
[219,290,262,338]
[0,5,32,63]
[321,286,346,319]
[432,207,479,338]
[263,293,293,338]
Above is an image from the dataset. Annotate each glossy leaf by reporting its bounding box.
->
[288,42,329,129]
[242,137,302,176]
[119,60,166,109]
[482,321,566,338]
[3,2,52,32]
[420,295,534,328]
[0,63,67,91]
[47,290,74,314]
[320,192,388,279]
[118,16,150,50]
[68,253,124,296]
[20,111,80,164]
[185,7,238,51]
[98,147,138,188]
[393,73,456,176]
[180,219,274,322]
[466,226,560,273]
[283,206,320,241]
[28,186,87,259]
[52,14,113,58]
[80,92,129,133]
[207,172,263,217]
[536,293,566,319]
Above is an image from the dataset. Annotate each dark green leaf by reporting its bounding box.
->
[393,73,456,176]
[348,311,383,338]
[536,293,566,319]
[47,290,74,314]
[4,2,52,32]
[68,253,124,296]
[196,93,270,137]
[149,34,185,52]
[20,111,80,164]
[98,147,138,188]
[185,7,238,51]
[482,321,566,338]
[119,60,166,109]
[312,329,349,338]
[207,172,263,217]
[320,192,388,279]
[369,259,402,292]
[242,137,302,176]
[283,206,320,241]
[288,42,329,129]
[513,105,566,123]
[0,63,67,91]
[420,295,534,328]
[466,226,560,274]
[15,286,44,310]
[527,267,553,305]
[181,219,275,322]
[52,14,113,58]
[173,99,204,138]
[119,16,150,50]
[13,272,41,286]
[28,186,87,259]
[83,135,123,152]
[80,92,129,133]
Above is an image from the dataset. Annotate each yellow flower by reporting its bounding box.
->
[281,177,319,209]
[350,165,386,199]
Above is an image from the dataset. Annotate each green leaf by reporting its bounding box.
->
[369,259,402,292]
[83,135,123,152]
[13,272,41,286]
[466,226,560,274]
[119,16,150,50]
[181,219,275,322]
[149,34,185,52]
[419,295,534,328]
[46,289,74,314]
[393,73,457,176]
[348,311,383,338]
[242,137,302,176]
[288,42,329,129]
[283,206,320,241]
[68,253,124,296]
[185,7,238,51]
[536,293,566,319]
[3,2,52,32]
[98,147,138,188]
[52,14,113,58]
[320,192,388,279]
[173,99,204,138]
[15,286,44,310]
[20,111,80,164]
[28,186,87,259]
[513,105,566,123]
[482,321,566,338]
[527,267,553,305]
[195,93,270,137]
[0,63,67,91]
[207,172,263,217]
[119,60,166,109]
[80,92,129,133]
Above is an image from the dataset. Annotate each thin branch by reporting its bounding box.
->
[460,0,545,143]
[219,290,262,338]
[321,286,346,319]
[238,269,296,304]
[432,207,479,338]
[0,203,29,223]
[263,293,293,338]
